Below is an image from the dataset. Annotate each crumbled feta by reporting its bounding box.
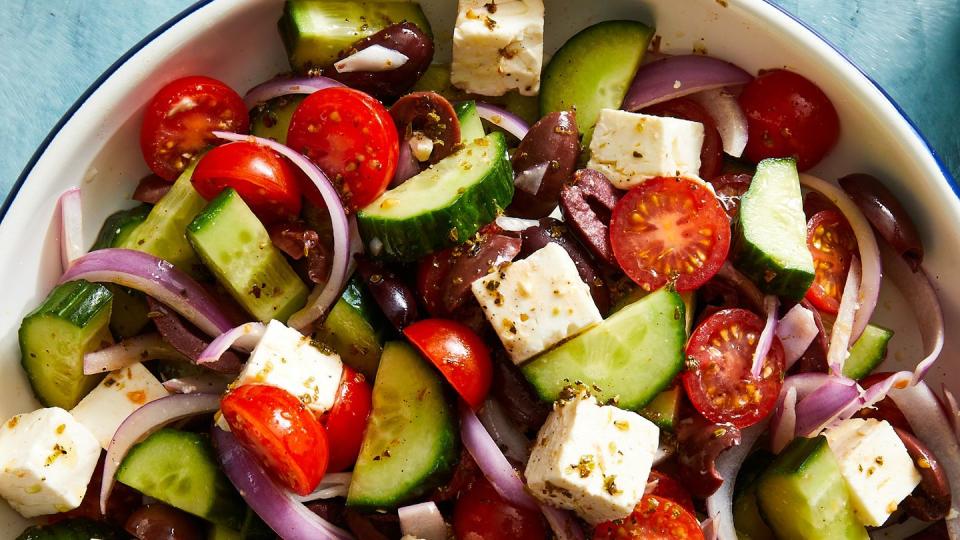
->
[70,362,168,449]
[0,407,100,517]
[824,418,921,526]
[451,0,545,96]
[471,243,602,364]
[587,109,704,189]
[525,392,659,524]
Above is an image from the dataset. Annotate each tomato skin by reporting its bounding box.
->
[805,210,857,314]
[646,470,695,514]
[323,366,372,473]
[191,141,303,222]
[287,87,399,211]
[683,309,785,428]
[643,98,724,180]
[220,385,328,496]
[739,69,840,171]
[593,495,704,540]
[403,319,493,409]
[453,476,548,540]
[140,76,249,181]
[610,176,731,292]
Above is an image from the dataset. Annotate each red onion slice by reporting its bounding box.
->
[60,248,235,337]
[540,504,586,540]
[943,387,960,445]
[213,428,353,540]
[213,132,352,331]
[398,501,446,540]
[705,419,768,540]
[335,44,409,73]
[460,403,539,510]
[793,375,860,436]
[84,333,186,374]
[475,102,531,140]
[776,304,819,368]
[197,322,266,367]
[162,373,231,395]
[477,398,530,463]
[690,87,748,158]
[750,295,779,378]
[244,76,343,109]
[391,138,421,187]
[495,215,539,232]
[515,162,548,196]
[100,393,220,513]
[58,187,83,272]
[827,257,861,376]
[621,55,753,112]
[295,473,352,502]
[770,386,798,453]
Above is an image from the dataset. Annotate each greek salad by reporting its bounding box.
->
[5,1,956,539]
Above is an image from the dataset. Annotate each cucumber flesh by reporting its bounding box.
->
[117,428,244,528]
[91,204,152,251]
[106,284,151,339]
[612,287,696,334]
[250,95,304,145]
[347,342,457,509]
[734,158,815,300]
[187,189,308,323]
[316,277,386,378]
[841,324,894,380]
[522,288,687,410]
[19,280,113,409]
[455,100,485,143]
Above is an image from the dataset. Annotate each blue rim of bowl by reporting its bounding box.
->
[2,0,957,223]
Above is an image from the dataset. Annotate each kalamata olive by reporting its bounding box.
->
[61,455,140,525]
[146,298,243,373]
[125,504,204,540]
[709,173,752,219]
[492,352,550,431]
[674,413,742,498]
[839,173,924,271]
[344,509,402,540]
[320,22,434,102]
[855,372,913,433]
[442,232,522,314]
[268,221,330,284]
[896,427,952,521]
[559,169,619,265]
[790,299,829,374]
[390,91,460,164]
[132,173,171,204]
[509,111,580,218]
[906,521,948,540]
[803,190,836,217]
[355,256,418,332]
[431,449,482,502]
[520,218,611,315]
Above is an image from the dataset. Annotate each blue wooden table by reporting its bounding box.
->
[0,0,957,199]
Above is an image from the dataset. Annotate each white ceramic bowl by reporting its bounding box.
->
[2,0,957,533]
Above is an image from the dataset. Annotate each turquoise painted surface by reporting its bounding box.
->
[0,0,957,201]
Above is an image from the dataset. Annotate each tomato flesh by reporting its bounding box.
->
[322,366,372,473]
[683,308,785,428]
[593,495,704,539]
[140,76,248,181]
[220,384,328,496]
[646,470,695,514]
[610,176,730,292]
[403,319,493,409]
[642,98,724,180]
[453,476,548,540]
[287,87,398,211]
[805,210,857,314]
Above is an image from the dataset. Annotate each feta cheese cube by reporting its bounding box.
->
[824,418,921,526]
[70,362,168,449]
[525,392,659,524]
[233,320,343,414]
[451,0,545,96]
[588,109,704,189]
[0,407,100,517]
[471,243,602,364]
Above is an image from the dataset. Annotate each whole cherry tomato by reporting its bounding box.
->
[453,476,548,540]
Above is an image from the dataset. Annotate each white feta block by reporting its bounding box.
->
[0,407,100,517]
[525,392,659,524]
[472,243,602,364]
[588,109,704,189]
[824,418,921,526]
[70,362,169,449]
[233,320,343,414]
[451,0,544,96]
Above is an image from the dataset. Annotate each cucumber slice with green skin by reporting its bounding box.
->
[250,95,304,145]
[734,158,815,300]
[19,280,113,409]
[540,20,654,149]
[357,132,514,261]
[106,284,151,339]
[347,341,457,509]
[413,64,540,125]
[638,385,681,431]
[187,189,308,323]
[117,428,244,528]
[522,288,686,410]
[279,0,433,72]
[841,324,894,380]
[316,277,386,378]
[756,436,868,540]
[91,204,152,251]
[733,450,776,540]
[16,518,124,540]
[455,100,485,143]
[612,287,696,334]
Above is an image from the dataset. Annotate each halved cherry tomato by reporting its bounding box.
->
[739,69,840,171]
[404,319,493,409]
[220,384,328,496]
[646,470,695,514]
[683,308,785,428]
[287,87,398,211]
[191,141,303,222]
[610,176,730,292]
[643,98,724,180]
[453,476,548,540]
[140,76,248,181]
[323,366,372,473]
[593,495,704,540]
[805,210,857,314]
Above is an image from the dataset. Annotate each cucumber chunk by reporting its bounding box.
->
[733,450,776,540]
[91,204,152,250]
[19,281,113,409]
[279,0,433,71]
[756,436,868,540]
[250,95,304,145]
[522,288,686,410]
[734,158,815,300]
[357,132,514,261]
[316,277,386,378]
[347,342,457,509]
[106,284,151,339]
[16,518,123,540]
[455,100,485,143]
[187,189,308,323]
[638,385,681,431]
[117,428,244,528]
[842,324,894,380]
[540,21,654,148]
